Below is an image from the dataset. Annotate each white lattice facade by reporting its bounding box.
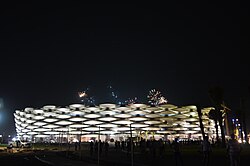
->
[14,103,218,142]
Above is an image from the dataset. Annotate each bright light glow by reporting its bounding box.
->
[35,135,49,138]
[24,107,34,112]
[129,117,147,121]
[71,111,84,116]
[43,105,56,110]
[130,103,147,109]
[21,123,28,127]
[68,117,86,122]
[84,114,101,118]
[99,123,118,128]
[78,92,87,98]
[69,124,89,128]
[114,127,130,131]
[99,111,116,116]
[33,115,45,120]
[129,111,146,116]
[98,117,117,122]
[114,114,131,118]
[33,122,47,126]
[144,120,161,125]
[55,120,73,125]
[57,114,71,119]
[43,118,58,123]
[33,109,44,114]
[112,120,133,124]
[44,131,59,135]
[99,103,116,109]
[57,108,70,113]
[34,128,50,132]
[84,120,103,125]
[14,103,217,141]
[27,132,38,135]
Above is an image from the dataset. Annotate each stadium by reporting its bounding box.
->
[13,103,220,143]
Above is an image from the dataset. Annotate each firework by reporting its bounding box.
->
[78,88,96,105]
[77,85,140,106]
[147,89,167,106]
[107,85,139,105]
[78,92,87,98]
[124,97,138,105]
[158,96,167,104]
[107,85,119,103]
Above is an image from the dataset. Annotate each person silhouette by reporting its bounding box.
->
[171,137,183,166]
[7,143,13,153]
[89,141,94,156]
[201,136,212,166]
[227,134,242,166]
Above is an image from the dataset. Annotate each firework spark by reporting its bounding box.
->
[147,89,167,106]
[124,97,138,105]
[107,85,119,103]
[77,85,141,106]
[107,85,139,105]
[78,92,87,98]
[78,88,96,105]
[158,96,167,104]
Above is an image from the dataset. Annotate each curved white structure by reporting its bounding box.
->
[14,103,218,142]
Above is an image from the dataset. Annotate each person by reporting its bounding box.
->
[158,138,165,158]
[126,139,131,156]
[104,141,109,156]
[171,137,183,166]
[89,141,94,156]
[94,140,98,154]
[74,141,78,151]
[227,134,242,166]
[7,143,13,153]
[201,136,212,166]
[115,140,118,151]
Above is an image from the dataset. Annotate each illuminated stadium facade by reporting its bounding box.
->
[14,103,220,142]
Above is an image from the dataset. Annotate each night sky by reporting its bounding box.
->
[0,2,249,136]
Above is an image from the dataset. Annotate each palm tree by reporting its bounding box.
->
[221,102,231,136]
[208,86,226,147]
[208,109,220,142]
[197,104,205,140]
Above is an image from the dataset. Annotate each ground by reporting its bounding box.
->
[0,143,249,166]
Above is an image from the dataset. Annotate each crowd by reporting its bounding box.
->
[88,134,243,166]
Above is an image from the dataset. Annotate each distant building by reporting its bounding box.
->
[13,103,220,143]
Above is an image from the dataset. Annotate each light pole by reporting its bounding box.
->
[80,123,83,160]
[130,124,133,166]
[98,125,100,166]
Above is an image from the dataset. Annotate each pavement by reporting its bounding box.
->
[1,145,250,166]
[34,151,98,166]
[43,146,249,166]
[33,149,147,166]
[0,147,98,166]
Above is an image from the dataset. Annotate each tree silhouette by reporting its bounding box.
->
[197,104,205,140]
[208,109,220,142]
[208,86,226,147]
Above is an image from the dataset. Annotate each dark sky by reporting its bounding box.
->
[0,2,249,135]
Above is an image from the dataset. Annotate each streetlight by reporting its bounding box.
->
[130,124,134,166]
